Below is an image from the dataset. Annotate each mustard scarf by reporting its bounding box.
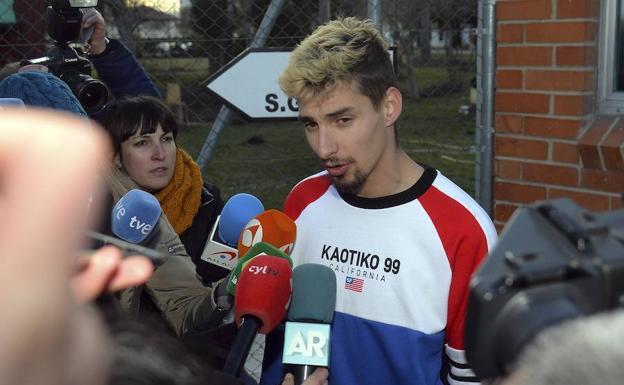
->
[155,149,203,235]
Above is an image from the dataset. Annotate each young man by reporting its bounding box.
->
[261,17,497,385]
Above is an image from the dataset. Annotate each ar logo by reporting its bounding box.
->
[240,218,263,248]
[285,331,327,358]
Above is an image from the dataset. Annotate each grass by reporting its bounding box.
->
[175,66,477,209]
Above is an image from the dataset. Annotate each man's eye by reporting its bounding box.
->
[133,140,147,147]
[162,135,174,142]
[304,122,318,131]
[337,117,351,125]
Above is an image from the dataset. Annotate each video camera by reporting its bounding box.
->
[23,0,110,115]
[465,197,624,380]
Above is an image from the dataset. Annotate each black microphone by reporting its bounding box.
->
[282,264,336,385]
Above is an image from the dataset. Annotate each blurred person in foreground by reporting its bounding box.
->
[261,17,497,385]
[494,310,624,385]
[0,107,120,385]
[0,107,244,385]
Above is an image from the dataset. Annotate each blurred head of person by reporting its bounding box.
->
[495,310,624,385]
[0,70,87,117]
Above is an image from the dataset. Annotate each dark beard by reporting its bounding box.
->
[332,169,368,195]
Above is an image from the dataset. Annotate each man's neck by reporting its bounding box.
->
[357,150,424,198]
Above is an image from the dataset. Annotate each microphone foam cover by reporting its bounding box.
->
[111,189,161,244]
[288,264,336,324]
[218,193,264,246]
[235,255,292,334]
[237,209,296,257]
[226,241,293,295]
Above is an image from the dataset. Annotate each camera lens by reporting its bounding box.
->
[62,72,110,115]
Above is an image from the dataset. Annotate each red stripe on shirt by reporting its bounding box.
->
[284,174,333,221]
[419,186,489,350]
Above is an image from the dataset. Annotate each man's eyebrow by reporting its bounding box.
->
[325,107,353,118]
[299,107,354,122]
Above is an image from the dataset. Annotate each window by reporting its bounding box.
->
[599,0,624,114]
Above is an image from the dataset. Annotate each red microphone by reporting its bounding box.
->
[223,255,292,376]
[237,209,297,257]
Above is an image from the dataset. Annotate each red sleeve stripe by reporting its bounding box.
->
[419,186,490,349]
[283,173,332,221]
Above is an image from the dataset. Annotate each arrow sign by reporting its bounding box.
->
[206,48,299,120]
[206,47,397,121]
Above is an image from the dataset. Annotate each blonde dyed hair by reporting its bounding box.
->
[279,17,396,109]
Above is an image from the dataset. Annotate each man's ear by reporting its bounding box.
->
[383,86,402,127]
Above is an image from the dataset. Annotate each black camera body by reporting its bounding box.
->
[24,0,109,115]
[465,198,624,380]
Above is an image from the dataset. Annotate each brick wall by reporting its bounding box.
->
[494,0,623,231]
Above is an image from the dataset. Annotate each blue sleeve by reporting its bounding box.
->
[90,38,161,99]
[260,324,286,385]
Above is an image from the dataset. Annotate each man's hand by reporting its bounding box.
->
[282,368,329,385]
[82,8,107,55]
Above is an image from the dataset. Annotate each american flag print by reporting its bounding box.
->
[345,276,364,292]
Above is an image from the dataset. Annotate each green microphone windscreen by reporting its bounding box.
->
[288,264,336,323]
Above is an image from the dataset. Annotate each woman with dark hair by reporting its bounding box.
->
[104,95,225,284]
[102,95,242,375]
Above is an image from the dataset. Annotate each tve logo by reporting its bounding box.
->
[282,322,331,367]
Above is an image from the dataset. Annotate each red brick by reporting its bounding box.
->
[548,188,610,211]
[600,119,624,171]
[498,0,552,20]
[498,46,553,66]
[494,223,506,233]
[495,181,547,203]
[554,95,593,116]
[552,141,580,164]
[495,158,524,179]
[496,92,550,114]
[581,168,624,193]
[524,117,581,139]
[497,70,524,89]
[496,136,549,160]
[612,195,624,209]
[523,162,579,186]
[496,114,524,134]
[495,203,520,222]
[498,24,524,43]
[557,0,599,19]
[526,70,593,91]
[526,22,596,43]
[556,46,596,66]
[578,117,614,168]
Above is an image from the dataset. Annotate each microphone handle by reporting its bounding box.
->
[287,364,319,385]
[223,315,261,376]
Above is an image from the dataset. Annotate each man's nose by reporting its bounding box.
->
[317,127,338,160]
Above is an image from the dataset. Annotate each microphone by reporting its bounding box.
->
[111,189,161,244]
[237,209,297,257]
[282,264,336,385]
[199,193,264,278]
[225,241,293,295]
[85,189,165,266]
[223,255,293,377]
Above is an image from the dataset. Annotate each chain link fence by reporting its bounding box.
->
[1,0,479,381]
